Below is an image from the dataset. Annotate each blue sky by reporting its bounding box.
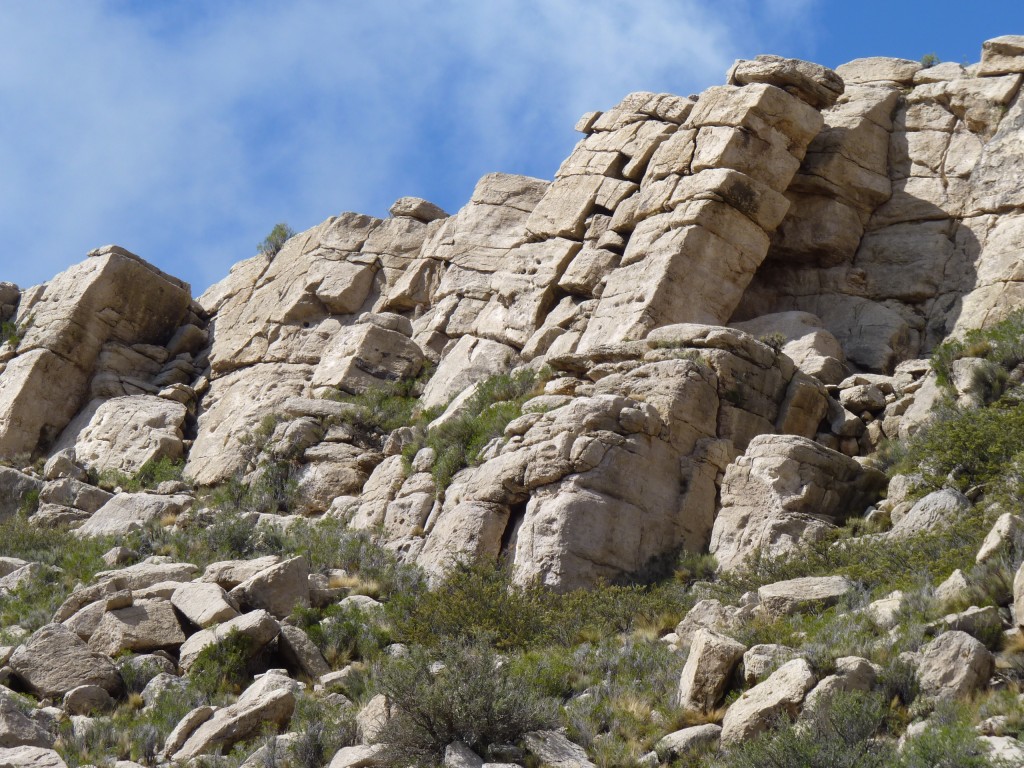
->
[1,1,1022,295]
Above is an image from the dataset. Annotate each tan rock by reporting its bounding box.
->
[88,599,186,656]
[979,35,1024,76]
[720,658,816,745]
[676,629,746,713]
[178,609,280,670]
[758,575,855,618]
[9,624,122,699]
[727,55,844,109]
[522,730,595,768]
[917,631,993,701]
[228,556,310,618]
[171,582,240,628]
[0,747,68,768]
[836,57,921,85]
[742,644,799,685]
[654,725,721,760]
[75,493,192,538]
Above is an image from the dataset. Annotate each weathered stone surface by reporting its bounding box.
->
[522,731,595,768]
[419,336,520,410]
[229,556,309,618]
[201,555,282,590]
[0,747,68,768]
[88,599,186,656]
[9,624,122,699]
[278,624,330,680]
[444,742,484,768]
[655,725,721,760]
[676,629,746,713]
[171,675,296,760]
[53,396,187,476]
[0,690,53,748]
[710,434,885,571]
[889,489,970,539]
[92,558,198,590]
[355,694,392,745]
[171,581,240,628]
[758,575,855,617]
[742,644,799,685]
[62,685,115,717]
[977,512,1024,563]
[0,469,42,521]
[728,55,844,109]
[76,493,192,537]
[389,197,448,223]
[979,35,1024,76]
[178,609,280,670]
[917,631,993,701]
[720,658,816,745]
[328,745,386,768]
[836,57,921,85]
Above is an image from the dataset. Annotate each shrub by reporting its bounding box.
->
[758,332,787,353]
[326,369,436,450]
[373,640,557,766]
[931,309,1024,390]
[287,694,357,768]
[894,403,1024,493]
[920,53,941,68]
[402,368,547,491]
[189,629,255,701]
[292,602,391,668]
[899,703,997,768]
[258,223,296,258]
[716,689,896,768]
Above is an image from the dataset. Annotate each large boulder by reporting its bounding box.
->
[53,395,187,476]
[229,556,310,618]
[9,624,122,699]
[171,582,240,628]
[0,248,192,460]
[757,575,855,618]
[676,629,746,713]
[710,434,885,571]
[720,658,816,745]
[917,631,993,701]
[178,609,280,670]
[0,469,42,521]
[0,691,53,748]
[87,599,187,656]
[75,493,192,537]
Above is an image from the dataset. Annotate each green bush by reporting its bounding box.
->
[402,368,547,491]
[292,602,391,668]
[931,309,1024,390]
[189,629,255,701]
[326,369,437,450]
[899,703,997,768]
[373,640,557,766]
[99,456,187,493]
[894,403,1024,493]
[288,694,358,768]
[258,223,296,258]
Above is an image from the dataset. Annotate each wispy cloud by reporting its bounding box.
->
[0,0,816,293]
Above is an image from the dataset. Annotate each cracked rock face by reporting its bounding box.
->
[0,39,1022,589]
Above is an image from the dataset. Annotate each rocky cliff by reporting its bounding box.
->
[1,36,1024,768]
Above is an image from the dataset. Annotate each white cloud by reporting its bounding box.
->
[0,0,815,293]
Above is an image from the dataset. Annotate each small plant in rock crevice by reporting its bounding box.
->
[258,223,296,258]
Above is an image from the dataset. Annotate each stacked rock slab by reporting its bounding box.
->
[734,47,1024,372]
[0,247,192,459]
[574,58,835,351]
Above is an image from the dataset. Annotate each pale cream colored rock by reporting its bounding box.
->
[61,685,115,717]
[356,694,392,745]
[758,575,855,618]
[171,582,240,628]
[278,624,330,680]
[172,681,296,760]
[710,434,885,571]
[938,569,972,606]
[39,479,111,516]
[720,659,816,745]
[0,689,54,747]
[389,197,448,223]
[444,741,484,768]
[676,629,746,713]
[522,731,595,768]
[655,725,721,760]
[836,57,921,84]
[981,735,1024,763]
[0,747,68,768]
[87,599,186,656]
[417,501,510,583]
[0,469,42,521]
[913,61,967,84]
[917,631,993,700]
[178,609,280,671]
[54,396,187,476]
[866,591,905,630]
[76,493,192,538]
[977,512,1024,563]
[742,644,798,685]
[10,624,122,699]
[229,556,309,618]
[979,35,1024,76]
[727,55,844,109]
[201,556,282,590]
[0,251,191,460]
[311,322,424,396]
[889,489,970,539]
[420,336,520,410]
[328,745,386,768]
[732,312,846,384]
[674,600,743,649]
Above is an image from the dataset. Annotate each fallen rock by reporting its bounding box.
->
[76,493,191,538]
[655,724,721,760]
[87,599,186,656]
[742,644,799,685]
[328,745,386,768]
[229,556,310,618]
[178,609,280,670]
[0,691,53,748]
[278,624,331,680]
[757,575,855,618]
[720,658,816,745]
[61,686,115,716]
[171,582,240,628]
[977,512,1024,564]
[727,55,844,109]
[888,489,970,539]
[676,629,746,713]
[522,730,596,768]
[0,746,68,768]
[9,624,122,699]
[917,631,993,701]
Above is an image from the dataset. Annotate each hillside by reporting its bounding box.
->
[0,36,1023,768]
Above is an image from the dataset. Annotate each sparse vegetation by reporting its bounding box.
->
[258,222,296,258]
